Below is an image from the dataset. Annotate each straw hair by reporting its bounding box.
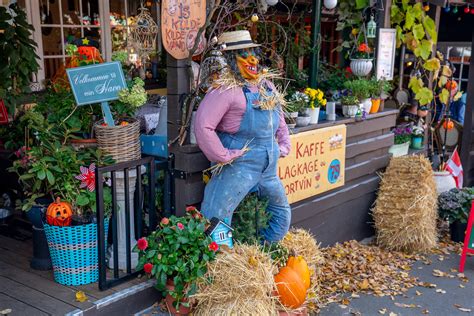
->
[372,155,438,253]
[94,118,141,163]
[218,30,261,51]
[192,244,278,315]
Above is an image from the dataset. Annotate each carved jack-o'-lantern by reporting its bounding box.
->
[77,46,101,61]
[46,198,73,226]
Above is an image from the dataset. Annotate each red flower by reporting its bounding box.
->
[177,222,184,230]
[160,217,169,225]
[137,237,148,251]
[144,263,153,274]
[208,241,219,252]
[358,43,371,53]
[186,206,197,212]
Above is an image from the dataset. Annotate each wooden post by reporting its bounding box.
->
[460,31,474,186]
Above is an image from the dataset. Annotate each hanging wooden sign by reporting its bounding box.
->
[277,125,346,204]
[459,201,474,272]
[376,28,397,81]
[161,0,207,60]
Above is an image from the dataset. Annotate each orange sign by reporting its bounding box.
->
[278,125,347,204]
[161,0,207,60]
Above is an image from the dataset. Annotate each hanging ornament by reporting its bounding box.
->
[266,0,279,5]
[251,14,259,23]
[452,6,458,14]
[464,5,470,13]
[471,7,474,14]
[324,0,338,10]
[129,4,159,60]
[423,2,430,11]
[444,5,450,13]
[367,15,377,39]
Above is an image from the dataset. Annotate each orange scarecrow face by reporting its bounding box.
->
[236,49,260,80]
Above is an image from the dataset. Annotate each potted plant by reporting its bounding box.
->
[344,79,372,114]
[350,43,373,77]
[284,102,298,129]
[304,87,327,125]
[438,188,474,242]
[340,96,359,118]
[287,91,310,127]
[135,207,218,314]
[411,126,424,149]
[388,125,412,157]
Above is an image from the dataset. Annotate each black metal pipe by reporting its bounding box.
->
[308,0,322,88]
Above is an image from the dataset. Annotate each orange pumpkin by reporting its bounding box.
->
[443,119,454,130]
[46,198,73,226]
[287,256,311,289]
[77,46,102,61]
[274,266,307,309]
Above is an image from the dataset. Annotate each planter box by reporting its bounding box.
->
[388,142,410,157]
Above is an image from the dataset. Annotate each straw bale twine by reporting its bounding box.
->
[280,228,325,311]
[373,155,438,253]
[192,244,279,316]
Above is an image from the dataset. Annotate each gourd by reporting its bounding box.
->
[286,256,311,289]
[274,266,307,309]
[46,198,73,226]
[443,119,454,130]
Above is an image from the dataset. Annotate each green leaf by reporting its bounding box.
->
[423,57,441,72]
[46,170,55,185]
[414,40,432,60]
[146,250,157,259]
[439,88,450,105]
[404,7,415,30]
[76,194,90,206]
[423,16,437,43]
[355,0,369,9]
[415,87,434,106]
[37,169,46,180]
[412,23,426,41]
[408,77,424,94]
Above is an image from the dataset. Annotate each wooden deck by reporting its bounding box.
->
[0,232,160,315]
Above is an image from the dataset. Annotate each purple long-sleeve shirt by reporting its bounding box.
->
[195,83,291,163]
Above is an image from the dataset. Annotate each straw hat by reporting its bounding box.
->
[218,30,261,51]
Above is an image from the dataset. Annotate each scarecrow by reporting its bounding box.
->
[195,30,291,242]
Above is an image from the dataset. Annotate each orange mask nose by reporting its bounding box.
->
[236,51,260,80]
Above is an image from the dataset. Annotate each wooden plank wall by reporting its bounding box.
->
[171,110,397,245]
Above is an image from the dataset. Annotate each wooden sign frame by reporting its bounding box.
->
[459,201,474,272]
[376,28,397,81]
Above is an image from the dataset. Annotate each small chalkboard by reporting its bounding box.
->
[459,201,474,272]
[66,61,126,126]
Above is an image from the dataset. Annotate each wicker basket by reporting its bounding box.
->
[44,219,109,286]
[94,118,141,163]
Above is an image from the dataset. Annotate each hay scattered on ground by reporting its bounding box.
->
[317,240,420,310]
[192,244,278,316]
[372,155,438,253]
[280,228,325,312]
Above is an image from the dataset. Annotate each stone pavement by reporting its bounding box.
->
[318,247,474,316]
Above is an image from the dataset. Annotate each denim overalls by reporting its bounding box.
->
[201,84,291,242]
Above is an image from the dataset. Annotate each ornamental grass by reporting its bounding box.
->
[372,155,438,253]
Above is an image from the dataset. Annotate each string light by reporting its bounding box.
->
[464,5,470,14]
[444,5,451,13]
[452,6,458,14]
[423,2,430,11]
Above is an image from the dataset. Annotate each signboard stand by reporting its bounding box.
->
[459,201,474,272]
[376,28,397,81]
[100,102,115,127]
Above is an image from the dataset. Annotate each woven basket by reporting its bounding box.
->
[94,118,141,163]
[44,219,109,286]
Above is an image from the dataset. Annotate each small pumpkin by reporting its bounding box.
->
[77,46,102,61]
[46,197,73,226]
[443,119,454,130]
[287,256,311,289]
[445,80,458,91]
[274,266,307,309]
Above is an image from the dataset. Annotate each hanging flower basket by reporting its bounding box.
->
[350,58,373,77]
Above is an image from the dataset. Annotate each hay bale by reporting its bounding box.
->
[373,155,438,253]
[192,244,278,316]
[280,228,325,311]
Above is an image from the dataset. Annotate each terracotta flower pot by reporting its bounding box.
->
[165,280,191,315]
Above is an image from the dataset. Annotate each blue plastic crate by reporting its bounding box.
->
[44,219,109,286]
[140,134,168,158]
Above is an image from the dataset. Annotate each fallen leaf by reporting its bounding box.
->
[416,290,423,296]
[351,293,360,298]
[359,279,370,290]
[339,304,348,309]
[0,310,12,315]
[394,302,419,308]
[422,309,430,314]
[378,308,387,314]
[454,304,472,312]
[435,289,446,294]
[389,312,398,316]
[341,298,350,305]
[75,291,88,302]
[459,284,465,288]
